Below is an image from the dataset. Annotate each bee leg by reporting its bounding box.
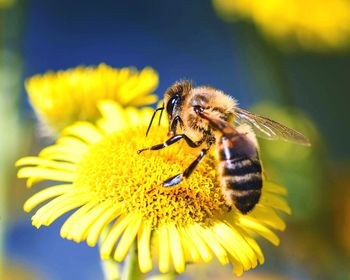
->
[162,174,183,187]
[163,148,209,187]
[137,134,201,154]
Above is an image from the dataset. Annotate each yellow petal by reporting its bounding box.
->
[264,181,288,195]
[16,157,77,172]
[97,101,127,133]
[42,152,83,163]
[185,225,212,263]
[57,136,89,149]
[63,122,102,144]
[25,177,42,188]
[238,216,280,246]
[228,255,244,277]
[46,195,90,225]
[260,192,291,214]
[137,221,153,273]
[177,227,201,263]
[128,94,158,107]
[68,202,113,242]
[114,214,142,262]
[60,200,98,238]
[168,223,185,274]
[238,229,265,265]
[86,205,121,247]
[194,223,229,265]
[24,184,72,212]
[31,193,89,228]
[158,223,170,273]
[100,215,131,259]
[212,222,255,270]
[18,167,75,183]
[125,107,143,127]
[250,205,286,231]
[39,144,85,160]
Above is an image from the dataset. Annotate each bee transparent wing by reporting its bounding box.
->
[233,108,311,146]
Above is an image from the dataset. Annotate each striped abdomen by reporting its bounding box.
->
[217,131,262,214]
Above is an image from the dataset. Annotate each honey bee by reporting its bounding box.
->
[137,81,310,214]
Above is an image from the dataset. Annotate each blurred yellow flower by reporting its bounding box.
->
[17,101,290,276]
[213,0,350,52]
[0,0,15,8]
[25,64,159,132]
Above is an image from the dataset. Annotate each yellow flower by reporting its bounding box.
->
[25,64,159,132]
[213,0,350,52]
[16,101,290,276]
[0,0,15,8]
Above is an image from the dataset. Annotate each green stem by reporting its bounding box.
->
[101,258,121,280]
[146,272,176,280]
[122,240,144,280]
[99,228,121,280]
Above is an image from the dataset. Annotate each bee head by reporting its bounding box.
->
[163,80,192,136]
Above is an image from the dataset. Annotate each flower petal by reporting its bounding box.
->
[212,222,256,270]
[31,192,89,228]
[57,136,89,149]
[63,122,103,144]
[16,157,77,172]
[86,205,121,247]
[137,221,153,273]
[39,144,86,160]
[129,94,158,107]
[97,101,128,133]
[18,167,75,184]
[100,215,131,259]
[260,192,291,214]
[185,225,212,263]
[24,184,72,212]
[238,216,280,245]
[250,205,286,231]
[228,255,244,277]
[158,223,171,273]
[177,227,201,264]
[238,229,265,265]
[60,200,98,238]
[193,223,229,265]
[264,181,288,195]
[114,214,142,262]
[68,201,113,242]
[168,223,185,274]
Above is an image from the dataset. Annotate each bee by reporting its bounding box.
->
[137,81,310,214]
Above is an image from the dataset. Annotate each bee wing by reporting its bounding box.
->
[233,107,311,146]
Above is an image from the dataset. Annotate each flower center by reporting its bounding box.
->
[75,126,225,228]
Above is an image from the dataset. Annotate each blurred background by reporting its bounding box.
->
[1,0,349,279]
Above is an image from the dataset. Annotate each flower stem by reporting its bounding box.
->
[146,272,176,280]
[122,240,144,280]
[100,228,121,280]
[101,258,121,280]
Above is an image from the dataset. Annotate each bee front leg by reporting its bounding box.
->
[137,134,202,154]
[163,148,209,187]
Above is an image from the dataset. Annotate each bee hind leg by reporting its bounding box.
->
[163,148,209,187]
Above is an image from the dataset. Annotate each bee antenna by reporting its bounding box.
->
[158,103,164,126]
[146,107,164,137]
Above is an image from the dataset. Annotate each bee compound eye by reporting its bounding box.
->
[166,95,180,115]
